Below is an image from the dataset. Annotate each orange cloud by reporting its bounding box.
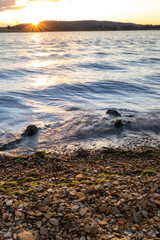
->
[0,0,59,11]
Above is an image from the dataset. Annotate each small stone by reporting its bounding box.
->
[3,213,9,221]
[58,206,64,213]
[154,200,160,206]
[133,212,142,223]
[63,222,74,231]
[76,192,85,199]
[49,218,59,226]
[45,212,53,219]
[80,237,86,240]
[111,207,120,215]
[71,205,79,212]
[6,200,13,207]
[84,221,99,234]
[131,226,137,233]
[142,210,148,218]
[17,231,36,240]
[99,204,107,212]
[69,190,77,196]
[101,235,108,240]
[75,174,83,180]
[15,210,23,219]
[79,208,87,217]
[36,221,42,228]
[99,220,107,226]
[103,182,112,188]
[4,232,12,238]
[40,227,48,235]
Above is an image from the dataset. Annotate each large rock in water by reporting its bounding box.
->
[106,109,121,117]
[22,125,39,136]
[17,231,37,240]
[115,119,123,128]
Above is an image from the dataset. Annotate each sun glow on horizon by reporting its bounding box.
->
[32,20,39,26]
[0,0,160,26]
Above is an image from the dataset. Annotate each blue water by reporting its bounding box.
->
[0,31,160,154]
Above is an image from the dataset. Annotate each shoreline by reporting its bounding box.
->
[0,147,160,239]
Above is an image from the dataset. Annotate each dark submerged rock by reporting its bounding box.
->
[0,138,21,151]
[22,125,39,137]
[115,119,123,128]
[106,109,121,117]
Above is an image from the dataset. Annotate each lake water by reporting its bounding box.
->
[0,31,160,154]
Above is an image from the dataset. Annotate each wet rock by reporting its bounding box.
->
[114,119,123,128]
[106,109,121,117]
[22,125,38,137]
[17,231,36,240]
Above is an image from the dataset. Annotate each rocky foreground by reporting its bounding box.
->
[0,148,160,240]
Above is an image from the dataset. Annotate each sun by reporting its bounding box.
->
[32,20,39,26]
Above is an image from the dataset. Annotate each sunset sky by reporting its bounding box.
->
[0,0,160,27]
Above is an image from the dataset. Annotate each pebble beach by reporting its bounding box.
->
[0,148,160,240]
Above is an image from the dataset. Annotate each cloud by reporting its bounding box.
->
[0,0,59,11]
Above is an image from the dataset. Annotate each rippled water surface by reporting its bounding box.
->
[0,31,160,154]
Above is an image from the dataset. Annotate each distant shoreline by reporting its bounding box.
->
[1,20,160,32]
[1,29,160,33]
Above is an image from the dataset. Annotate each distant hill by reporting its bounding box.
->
[1,20,160,32]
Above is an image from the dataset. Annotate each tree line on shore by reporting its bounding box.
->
[1,20,160,32]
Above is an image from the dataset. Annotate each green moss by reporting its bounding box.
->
[80,180,101,185]
[0,187,6,193]
[11,188,35,195]
[103,169,110,175]
[30,181,38,187]
[60,180,79,186]
[142,169,157,176]
[133,169,143,174]
[65,163,72,168]
[19,177,39,183]
[0,181,17,189]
